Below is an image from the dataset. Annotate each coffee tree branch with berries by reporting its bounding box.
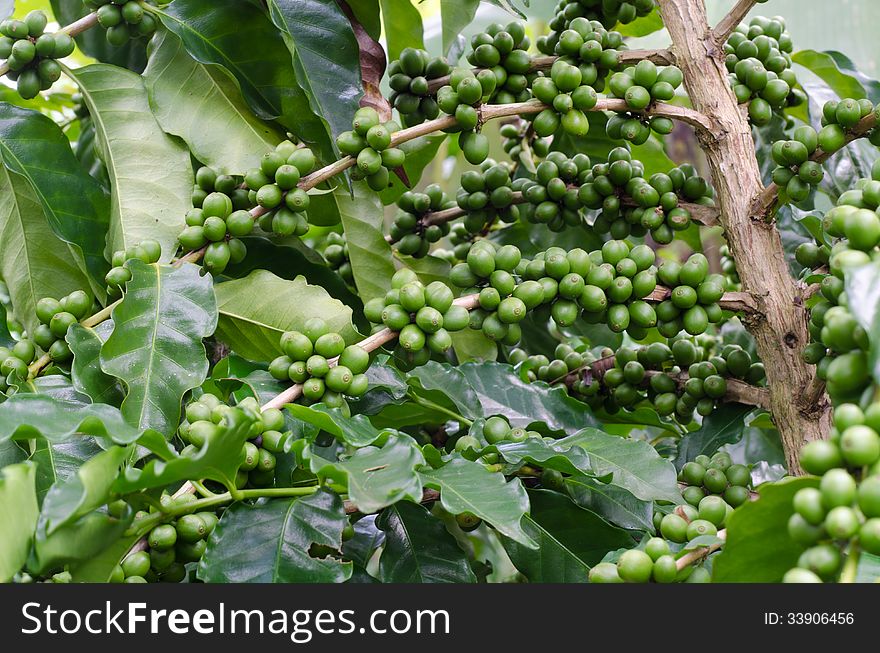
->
[0,0,878,585]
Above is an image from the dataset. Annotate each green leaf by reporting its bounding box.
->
[198,489,352,583]
[38,446,128,536]
[268,0,363,156]
[420,457,536,548]
[398,253,451,287]
[379,0,424,62]
[100,261,218,436]
[0,104,109,297]
[494,434,595,476]
[0,462,38,582]
[286,403,385,447]
[0,165,92,335]
[66,64,193,261]
[68,530,142,583]
[50,0,147,72]
[312,434,425,513]
[616,7,664,37]
[143,31,282,175]
[29,509,130,575]
[440,0,479,57]
[114,408,253,493]
[457,361,601,432]
[378,134,445,205]
[503,490,634,582]
[66,322,123,406]
[321,185,395,303]
[0,301,12,348]
[215,269,356,361]
[408,362,482,419]
[674,403,754,469]
[452,329,499,363]
[29,437,105,505]
[572,428,682,503]
[713,477,819,582]
[565,475,654,532]
[155,0,334,163]
[845,261,880,383]
[0,440,26,468]
[793,49,878,102]
[376,501,476,582]
[0,394,150,446]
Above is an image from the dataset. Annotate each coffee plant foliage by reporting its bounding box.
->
[0,0,879,585]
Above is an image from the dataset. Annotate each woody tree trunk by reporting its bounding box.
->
[657,0,831,472]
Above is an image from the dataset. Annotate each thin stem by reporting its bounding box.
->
[712,0,758,44]
[407,391,474,427]
[839,544,860,583]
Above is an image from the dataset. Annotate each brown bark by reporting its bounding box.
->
[657,0,830,472]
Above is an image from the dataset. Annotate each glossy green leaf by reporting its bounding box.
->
[565,475,654,532]
[29,509,130,575]
[69,531,142,583]
[793,49,878,102]
[503,490,634,582]
[38,446,128,536]
[315,185,394,303]
[155,0,334,163]
[674,403,754,469]
[420,456,535,547]
[617,8,664,37]
[268,0,363,156]
[0,104,109,297]
[398,253,451,287]
[114,408,253,493]
[376,501,476,582]
[0,165,92,335]
[215,269,356,361]
[845,261,880,383]
[67,322,123,406]
[0,301,12,348]
[457,361,601,432]
[100,261,218,437]
[572,428,682,503]
[0,440,26,468]
[713,477,819,582]
[341,513,383,569]
[494,434,596,476]
[452,329,499,363]
[440,0,479,57]
[312,434,425,513]
[143,30,282,175]
[286,403,384,447]
[0,462,38,582]
[30,437,105,506]
[379,0,424,62]
[67,64,192,261]
[0,394,150,446]
[198,489,352,583]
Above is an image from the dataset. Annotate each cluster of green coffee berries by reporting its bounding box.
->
[678,451,754,508]
[719,244,741,291]
[245,141,317,238]
[591,537,709,584]
[0,11,74,100]
[0,338,39,390]
[770,126,825,203]
[87,0,158,46]
[453,161,521,233]
[387,47,450,127]
[113,495,218,583]
[436,69,494,165]
[388,185,455,257]
[785,405,880,582]
[579,150,714,242]
[105,238,162,296]
[465,21,532,105]
[530,60,599,138]
[455,415,542,454]
[30,290,95,366]
[817,98,880,151]
[518,152,591,231]
[500,119,551,163]
[654,253,727,337]
[724,16,803,126]
[336,107,403,190]
[523,339,761,421]
[799,167,880,403]
[267,318,370,408]
[606,61,681,141]
[178,395,285,490]
[363,269,468,368]
[319,232,354,287]
[541,18,625,96]
[539,0,654,53]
